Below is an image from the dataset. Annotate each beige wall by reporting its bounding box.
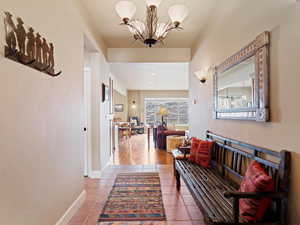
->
[107,48,191,63]
[113,90,128,121]
[189,2,300,224]
[128,90,189,123]
[0,0,107,225]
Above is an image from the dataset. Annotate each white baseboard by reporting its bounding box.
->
[55,190,86,225]
[89,160,111,179]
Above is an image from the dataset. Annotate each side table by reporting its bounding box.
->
[166,135,185,153]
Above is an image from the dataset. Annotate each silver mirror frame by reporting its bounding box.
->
[213,31,270,122]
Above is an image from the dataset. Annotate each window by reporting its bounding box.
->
[145,98,188,125]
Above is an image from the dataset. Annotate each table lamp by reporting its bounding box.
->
[157,107,168,125]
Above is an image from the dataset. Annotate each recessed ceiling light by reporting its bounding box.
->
[152,73,156,76]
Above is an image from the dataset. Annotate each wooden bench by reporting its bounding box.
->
[174,131,291,225]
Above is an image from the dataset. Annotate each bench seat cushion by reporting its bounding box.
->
[176,159,238,224]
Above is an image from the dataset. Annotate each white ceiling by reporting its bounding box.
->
[110,63,189,90]
[79,0,218,48]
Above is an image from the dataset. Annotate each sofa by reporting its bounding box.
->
[156,125,185,150]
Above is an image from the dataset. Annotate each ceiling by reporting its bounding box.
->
[110,63,189,90]
[78,0,297,48]
[79,0,218,48]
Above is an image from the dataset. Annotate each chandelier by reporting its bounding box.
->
[115,0,189,47]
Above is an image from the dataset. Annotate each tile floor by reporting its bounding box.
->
[67,164,205,225]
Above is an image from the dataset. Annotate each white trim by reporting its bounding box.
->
[55,190,86,225]
[89,170,102,178]
[102,158,112,172]
[89,160,111,179]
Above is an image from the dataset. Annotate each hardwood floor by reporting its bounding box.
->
[67,133,204,225]
[111,133,173,165]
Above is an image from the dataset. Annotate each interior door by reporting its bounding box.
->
[83,68,91,176]
[109,77,114,156]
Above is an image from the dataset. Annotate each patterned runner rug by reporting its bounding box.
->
[98,172,166,224]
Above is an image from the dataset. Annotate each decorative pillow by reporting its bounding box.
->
[195,140,213,168]
[189,138,202,163]
[239,161,275,221]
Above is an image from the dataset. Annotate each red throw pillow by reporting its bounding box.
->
[189,138,202,163]
[195,140,213,168]
[239,161,275,221]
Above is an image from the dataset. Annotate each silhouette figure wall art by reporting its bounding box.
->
[35,33,42,63]
[26,27,35,59]
[4,11,62,77]
[4,12,17,51]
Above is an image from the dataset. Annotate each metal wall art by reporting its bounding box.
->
[4,12,62,76]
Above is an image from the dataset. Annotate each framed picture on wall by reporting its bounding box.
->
[114,104,124,112]
[102,83,109,102]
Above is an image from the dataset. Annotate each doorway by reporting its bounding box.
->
[83,35,97,177]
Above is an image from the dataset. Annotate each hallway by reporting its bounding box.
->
[67,134,204,225]
[3,1,300,224]
[112,134,173,165]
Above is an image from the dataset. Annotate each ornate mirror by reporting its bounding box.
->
[213,31,270,122]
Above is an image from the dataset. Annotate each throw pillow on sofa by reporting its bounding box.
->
[189,137,202,163]
[195,140,214,168]
[239,161,275,221]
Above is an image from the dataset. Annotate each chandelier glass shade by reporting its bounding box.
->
[168,5,189,23]
[115,1,136,20]
[115,0,188,47]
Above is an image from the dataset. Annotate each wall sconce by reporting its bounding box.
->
[131,100,136,109]
[194,70,207,83]
[194,66,215,84]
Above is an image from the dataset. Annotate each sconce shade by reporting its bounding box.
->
[145,0,162,7]
[168,5,189,23]
[194,70,202,79]
[115,1,136,20]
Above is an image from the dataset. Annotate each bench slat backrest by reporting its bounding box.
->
[206,131,291,192]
